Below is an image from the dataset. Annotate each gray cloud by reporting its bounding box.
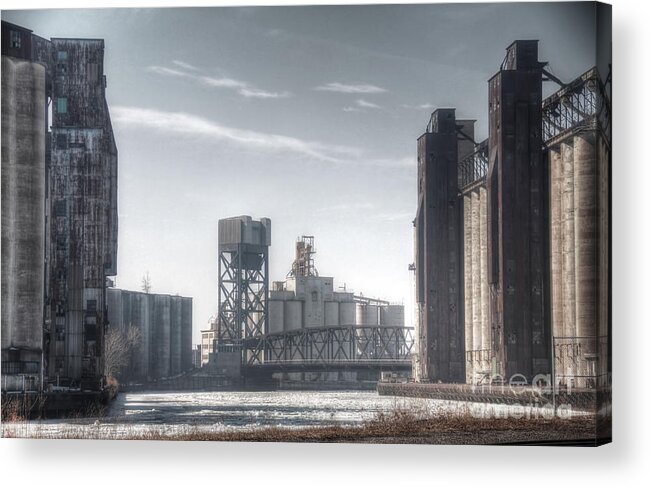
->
[112,105,411,170]
[239,87,291,99]
[401,103,436,110]
[112,106,355,164]
[147,63,290,99]
[356,99,381,109]
[315,82,387,94]
[171,60,200,71]
[146,65,189,78]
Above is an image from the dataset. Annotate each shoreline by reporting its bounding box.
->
[2,413,600,445]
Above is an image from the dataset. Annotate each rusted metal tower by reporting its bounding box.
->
[287,235,318,278]
[217,216,271,365]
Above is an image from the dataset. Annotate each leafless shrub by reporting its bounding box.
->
[103,326,142,381]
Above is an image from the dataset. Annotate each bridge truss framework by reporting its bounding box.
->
[246,325,415,371]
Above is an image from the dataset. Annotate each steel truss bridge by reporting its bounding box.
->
[240,325,414,373]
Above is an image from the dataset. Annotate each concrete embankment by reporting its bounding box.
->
[278,380,377,391]
[377,382,606,413]
[119,375,238,393]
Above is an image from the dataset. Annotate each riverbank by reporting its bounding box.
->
[3,409,599,445]
[2,389,604,445]
[1,386,117,420]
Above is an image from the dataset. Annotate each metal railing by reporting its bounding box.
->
[542,67,611,146]
[552,336,610,390]
[458,140,489,191]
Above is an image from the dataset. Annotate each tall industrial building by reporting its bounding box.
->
[47,37,118,389]
[106,289,193,382]
[413,110,474,383]
[486,41,550,381]
[1,21,118,391]
[414,39,610,388]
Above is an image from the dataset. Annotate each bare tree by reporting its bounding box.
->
[141,271,152,294]
[104,327,142,382]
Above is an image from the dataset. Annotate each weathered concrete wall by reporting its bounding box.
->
[181,297,193,373]
[1,55,46,391]
[169,297,182,376]
[549,147,563,349]
[463,194,473,383]
[597,134,610,382]
[561,141,577,344]
[461,186,490,384]
[471,190,481,369]
[479,187,490,372]
[152,295,171,379]
[574,134,597,349]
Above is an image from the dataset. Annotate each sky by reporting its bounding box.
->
[3,3,599,345]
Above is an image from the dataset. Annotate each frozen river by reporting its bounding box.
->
[105,390,427,428]
[3,390,459,439]
[2,390,576,439]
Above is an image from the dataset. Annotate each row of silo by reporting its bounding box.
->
[268,290,359,332]
[463,187,490,384]
[548,132,608,387]
[268,293,405,332]
[106,288,193,382]
[356,303,405,327]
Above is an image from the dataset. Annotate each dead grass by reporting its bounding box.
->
[2,403,597,444]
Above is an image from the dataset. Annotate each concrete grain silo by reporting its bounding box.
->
[338,302,356,326]
[380,305,404,327]
[356,304,379,327]
[1,53,46,391]
[324,301,339,327]
[268,300,285,334]
[284,300,303,332]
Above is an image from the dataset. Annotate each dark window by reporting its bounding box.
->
[10,31,21,49]
[56,133,68,149]
[86,299,97,315]
[1,361,19,374]
[55,302,65,317]
[54,201,67,217]
[23,362,39,374]
[84,324,97,341]
[56,325,65,341]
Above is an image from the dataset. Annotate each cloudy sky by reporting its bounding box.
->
[4,3,599,344]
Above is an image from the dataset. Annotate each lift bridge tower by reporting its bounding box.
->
[216,216,271,367]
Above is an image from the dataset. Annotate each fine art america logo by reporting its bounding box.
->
[465,372,612,419]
